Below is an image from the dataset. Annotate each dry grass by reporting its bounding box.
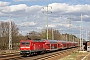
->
[84,52,90,60]
[58,51,88,60]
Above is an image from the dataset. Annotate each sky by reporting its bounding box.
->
[0,0,90,40]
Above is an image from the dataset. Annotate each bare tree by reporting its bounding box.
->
[27,31,41,40]
[40,28,61,40]
[0,21,19,50]
[0,22,9,37]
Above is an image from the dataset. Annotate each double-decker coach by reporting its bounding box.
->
[58,40,63,49]
[44,40,58,51]
[66,41,72,48]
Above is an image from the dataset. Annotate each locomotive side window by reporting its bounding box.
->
[47,44,50,46]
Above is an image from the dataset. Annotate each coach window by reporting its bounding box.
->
[47,44,50,46]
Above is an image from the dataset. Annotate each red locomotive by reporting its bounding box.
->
[20,39,46,56]
[20,39,78,56]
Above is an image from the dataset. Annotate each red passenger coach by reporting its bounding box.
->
[71,42,76,47]
[74,42,78,47]
[44,40,58,51]
[59,41,67,49]
[20,39,45,56]
[66,41,71,48]
[58,41,63,49]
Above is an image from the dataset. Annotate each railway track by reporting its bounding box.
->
[32,48,78,60]
[0,47,78,60]
[20,47,79,60]
[0,53,23,60]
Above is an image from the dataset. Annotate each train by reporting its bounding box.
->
[20,39,78,56]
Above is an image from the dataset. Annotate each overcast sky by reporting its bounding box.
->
[0,0,90,40]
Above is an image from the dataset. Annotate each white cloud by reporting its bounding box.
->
[48,3,69,13]
[36,27,43,29]
[0,3,42,17]
[27,5,42,13]
[0,1,10,7]
[59,23,70,28]
[0,2,90,19]
[2,4,27,13]
[48,24,56,28]
[48,3,90,15]
[83,15,90,18]
[67,4,90,13]
[18,22,36,27]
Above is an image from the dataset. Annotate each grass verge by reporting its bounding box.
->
[58,51,88,60]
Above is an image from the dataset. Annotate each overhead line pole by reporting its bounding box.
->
[68,16,72,41]
[9,16,12,50]
[81,14,83,51]
[46,6,48,40]
[80,26,81,50]
[80,14,83,51]
[43,6,52,40]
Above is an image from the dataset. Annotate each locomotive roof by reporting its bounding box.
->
[33,39,45,42]
[58,40,66,42]
[45,40,58,43]
[20,39,45,42]
[58,40,77,43]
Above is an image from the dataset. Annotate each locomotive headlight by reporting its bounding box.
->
[26,52,29,53]
[20,51,22,53]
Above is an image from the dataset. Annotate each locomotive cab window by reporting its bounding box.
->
[26,42,30,44]
[22,42,25,45]
[21,42,30,46]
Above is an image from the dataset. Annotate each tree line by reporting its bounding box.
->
[27,29,79,41]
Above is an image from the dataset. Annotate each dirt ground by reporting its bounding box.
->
[0,50,20,54]
[58,51,90,60]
